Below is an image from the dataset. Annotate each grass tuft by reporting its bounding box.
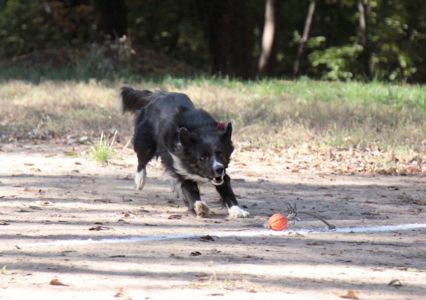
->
[91,131,116,164]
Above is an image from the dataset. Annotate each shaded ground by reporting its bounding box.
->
[0,142,425,299]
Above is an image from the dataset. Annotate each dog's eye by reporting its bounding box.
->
[199,155,210,162]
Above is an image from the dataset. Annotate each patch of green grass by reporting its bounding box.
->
[91,132,116,164]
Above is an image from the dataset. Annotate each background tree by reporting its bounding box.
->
[93,0,127,38]
[198,0,258,79]
[293,0,316,77]
[357,0,371,79]
[258,0,276,76]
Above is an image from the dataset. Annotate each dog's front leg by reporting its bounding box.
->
[215,175,250,218]
[181,180,210,217]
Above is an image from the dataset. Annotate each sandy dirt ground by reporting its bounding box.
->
[0,142,425,300]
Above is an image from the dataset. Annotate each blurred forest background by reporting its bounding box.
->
[1,0,426,82]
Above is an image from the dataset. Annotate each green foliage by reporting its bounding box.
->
[365,0,421,82]
[309,44,363,80]
[0,1,96,57]
[73,37,135,79]
[0,1,50,57]
[91,132,116,164]
[126,0,209,68]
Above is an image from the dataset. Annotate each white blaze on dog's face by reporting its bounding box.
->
[176,124,234,184]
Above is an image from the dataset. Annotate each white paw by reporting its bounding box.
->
[135,169,146,190]
[194,200,210,218]
[228,205,250,218]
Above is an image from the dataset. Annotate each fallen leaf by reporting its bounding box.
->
[29,206,42,210]
[49,278,68,286]
[0,220,10,225]
[340,290,359,299]
[414,199,426,206]
[190,251,202,256]
[114,288,133,300]
[89,225,112,231]
[306,242,324,246]
[64,151,78,157]
[94,199,111,203]
[114,288,124,297]
[168,214,182,220]
[388,279,403,288]
[198,235,215,242]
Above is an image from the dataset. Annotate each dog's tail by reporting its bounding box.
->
[120,87,153,112]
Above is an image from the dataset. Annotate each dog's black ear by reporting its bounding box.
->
[178,127,194,147]
[221,122,232,141]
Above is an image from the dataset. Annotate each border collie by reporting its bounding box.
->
[120,87,249,218]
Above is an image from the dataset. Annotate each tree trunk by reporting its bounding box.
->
[94,0,127,38]
[258,0,276,76]
[358,0,372,79]
[293,0,316,77]
[199,0,255,79]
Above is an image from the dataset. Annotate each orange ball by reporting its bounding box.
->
[268,213,288,231]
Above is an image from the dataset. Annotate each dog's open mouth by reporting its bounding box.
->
[211,176,224,186]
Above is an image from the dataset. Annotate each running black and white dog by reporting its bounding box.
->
[120,87,249,218]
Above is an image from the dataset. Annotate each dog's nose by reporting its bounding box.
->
[214,165,224,176]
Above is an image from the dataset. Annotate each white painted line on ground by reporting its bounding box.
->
[21,223,426,248]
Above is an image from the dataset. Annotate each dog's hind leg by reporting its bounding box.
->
[181,180,210,217]
[135,168,146,190]
[134,121,156,191]
[135,149,155,190]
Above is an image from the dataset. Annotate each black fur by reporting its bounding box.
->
[120,87,249,218]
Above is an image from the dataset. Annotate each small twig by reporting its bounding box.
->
[297,211,336,230]
[286,203,336,230]
[123,137,132,150]
[110,130,118,148]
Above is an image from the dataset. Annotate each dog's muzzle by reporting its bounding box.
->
[212,176,224,186]
[211,160,225,185]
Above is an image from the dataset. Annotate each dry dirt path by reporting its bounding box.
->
[0,142,425,300]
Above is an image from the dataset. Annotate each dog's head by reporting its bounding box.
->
[175,122,234,185]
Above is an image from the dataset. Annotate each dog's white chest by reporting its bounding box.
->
[169,153,210,183]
